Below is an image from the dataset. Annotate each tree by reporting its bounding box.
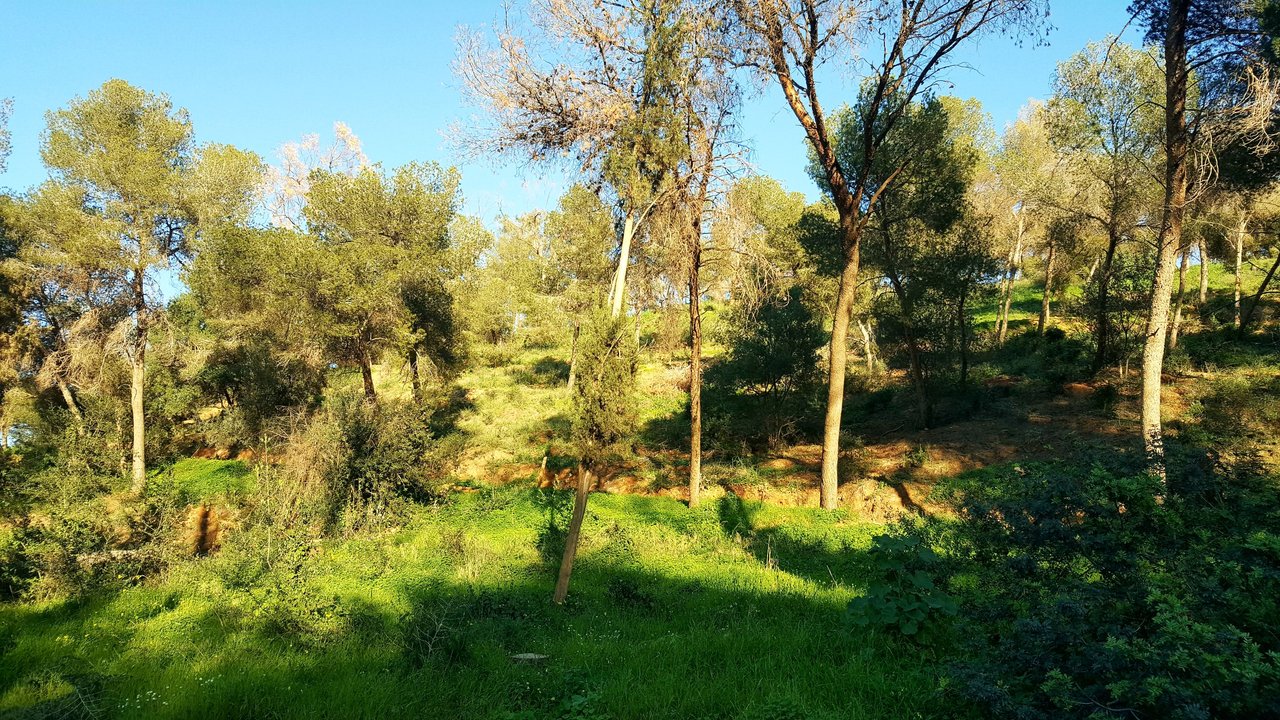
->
[727,0,1045,509]
[34,80,260,493]
[0,98,12,174]
[545,185,616,390]
[302,162,462,401]
[1044,40,1163,372]
[1129,0,1276,473]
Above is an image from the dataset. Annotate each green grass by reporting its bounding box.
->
[149,458,253,502]
[0,489,944,720]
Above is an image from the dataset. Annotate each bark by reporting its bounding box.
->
[566,321,581,391]
[609,214,637,319]
[1092,231,1121,372]
[818,234,861,510]
[552,464,592,604]
[1038,240,1057,333]
[1240,249,1280,334]
[57,380,85,433]
[408,349,423,403]
[1197,237,1209,304]
[130,269,147,495]
[686,221,706,507]
[1169,246,1189,349]
[997,216,1024,344]
[688,253,703,508]
[360,355,377,401]
[1141,0,1190,476]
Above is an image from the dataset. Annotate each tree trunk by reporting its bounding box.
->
[1140,0,1190,477]
[857,319,875,373]
[1170,246,1189,349]
[688,240,703,508]
[997,216,1024,344]
[360,355,377,401]
[408,349,423,403]
[1234,217,1246,328]
[610,213,637,319]
[1240,249,1280,334]
[1039,240,1057,333]
[130,344,147,495]
[818,232,861,511]
[1092,231,1121,372]
[57,379,85,433]
[1197,237,1209,304]
[567,321,581,391]
[553,464,592,604]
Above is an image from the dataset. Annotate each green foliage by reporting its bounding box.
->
[1079,248,1154,370]
[846,533,957,637]
[571,310,638,463]
[705,286,826,448]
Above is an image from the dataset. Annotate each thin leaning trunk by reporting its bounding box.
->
[1093,231,1121,372]
[857,319,875,373]
[1140,0,1190,477]
[1170,246,1189,349]
[1038,241,1057,333]
[57,379,85,433]
[997,216,1024,344]
[1240,249,1280,334]
[552,464,592,604]
[818,236,861,511]
[609,214,637,319]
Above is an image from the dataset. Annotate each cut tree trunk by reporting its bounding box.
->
[553,464,592,604]
[57,379,85,434]
[1039,240,1057,333]
[1140,0,1190,478]
[1170,246,1189,349]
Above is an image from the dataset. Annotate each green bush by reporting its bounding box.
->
[846,533,957,637]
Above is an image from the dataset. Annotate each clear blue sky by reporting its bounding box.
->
[1,1,1138,226]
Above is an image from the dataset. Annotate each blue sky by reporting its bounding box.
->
[1,1,1137,226]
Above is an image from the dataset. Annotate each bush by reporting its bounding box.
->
[846,533,957,637]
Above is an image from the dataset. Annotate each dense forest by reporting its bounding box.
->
[3,0,1280,718]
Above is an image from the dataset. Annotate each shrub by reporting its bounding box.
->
[846,533,957,637]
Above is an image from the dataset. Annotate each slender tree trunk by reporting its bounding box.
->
[858,319,875,373]
[408,350,422,403]
[1170,246,1189,349]
[1234,218,1246,328]
[57,380,85,433]
[130,344,147,494]
[1140,0,1190,477]
[1086,255,1100,283]
[818,228,861,511]
[1198,237,1209,304]
[1093,231,1121,372]
[130,268,147,495]
[610,214,637,319]
[567,321,581,391]
[1039,240,1057,333]
[360,355,377,402]
[1240,249,1280,334]
[687,238,703,508]
[997,216,1024,344]
[553,464,592,604]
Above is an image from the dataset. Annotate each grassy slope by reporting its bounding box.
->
[0,490,941,720]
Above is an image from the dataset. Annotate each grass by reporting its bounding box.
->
[149,458,254,502]
[0,488,944,720]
